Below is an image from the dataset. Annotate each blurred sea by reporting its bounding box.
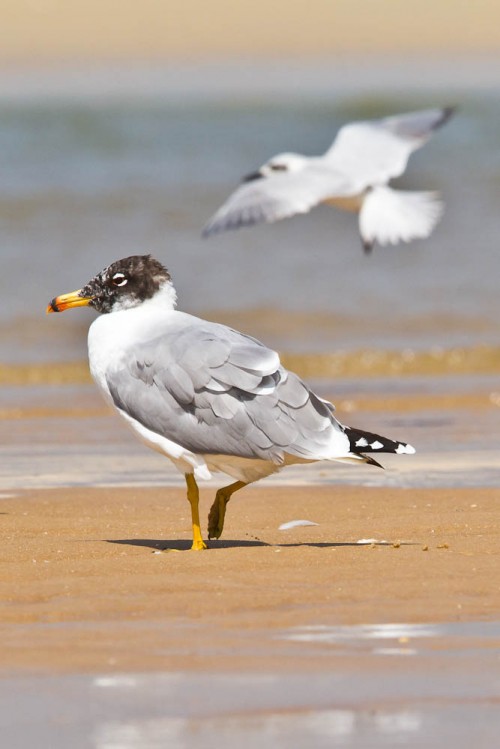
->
[0,60,499,366]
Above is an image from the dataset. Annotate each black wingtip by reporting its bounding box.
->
[345,426,415,458]
[363,454,384,469]
[436,105,457,130]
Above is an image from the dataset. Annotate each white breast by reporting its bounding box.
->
[87,285,177,402]
[86,293,214,481]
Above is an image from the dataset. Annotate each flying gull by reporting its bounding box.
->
[203,107,454,252]
[47,255,415,550]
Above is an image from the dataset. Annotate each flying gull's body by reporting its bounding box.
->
[203,107,454,252]
[48,255,415,549]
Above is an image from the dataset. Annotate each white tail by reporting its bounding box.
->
[359,185,443,251]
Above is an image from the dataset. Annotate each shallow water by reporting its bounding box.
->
[1,374,499,490]
[2,620,500,748]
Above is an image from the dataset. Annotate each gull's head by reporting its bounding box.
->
[47,255,175,315]
[243,152,307,182]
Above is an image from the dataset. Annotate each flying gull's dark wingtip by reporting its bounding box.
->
[436,105,458,130]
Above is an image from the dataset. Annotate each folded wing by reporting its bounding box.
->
[105,318,350,463]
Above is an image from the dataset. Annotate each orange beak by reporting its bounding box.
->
[46,289,92,313]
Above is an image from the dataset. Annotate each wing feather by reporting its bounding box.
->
[324,107,454,187]
[105,316,349,462]
[203,167,347,237]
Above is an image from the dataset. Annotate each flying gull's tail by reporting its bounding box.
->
[359,185,443,253]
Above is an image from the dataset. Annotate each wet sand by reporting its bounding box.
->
[2,484,499,674]
[2,342,500,385]
[1,362,499,746]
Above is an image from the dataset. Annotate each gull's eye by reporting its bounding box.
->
[270,163,287,172]
[111,272,128,287]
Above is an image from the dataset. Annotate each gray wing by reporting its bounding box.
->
[324,107,454,188]
[202,165,348,237]
[105,318,348,463]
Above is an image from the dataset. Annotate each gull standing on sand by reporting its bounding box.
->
[48,255,415,550]
[203,107,454,252]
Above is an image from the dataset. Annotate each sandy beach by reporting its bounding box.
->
[1,0,499,62]
[1,9,499,741]
[1,484,499,674]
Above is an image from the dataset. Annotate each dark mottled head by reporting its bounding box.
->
[47,255,173,315]
[82,255,171,313]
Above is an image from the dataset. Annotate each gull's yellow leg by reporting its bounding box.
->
[207,481,247,540]
[185,474,208,550]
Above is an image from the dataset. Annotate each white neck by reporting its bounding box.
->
[88,280,179,391]
[112,280,178,314]
[141,281,178,312]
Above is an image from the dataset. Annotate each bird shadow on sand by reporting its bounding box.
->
[107,538,269,551]
[107,538,412,551]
